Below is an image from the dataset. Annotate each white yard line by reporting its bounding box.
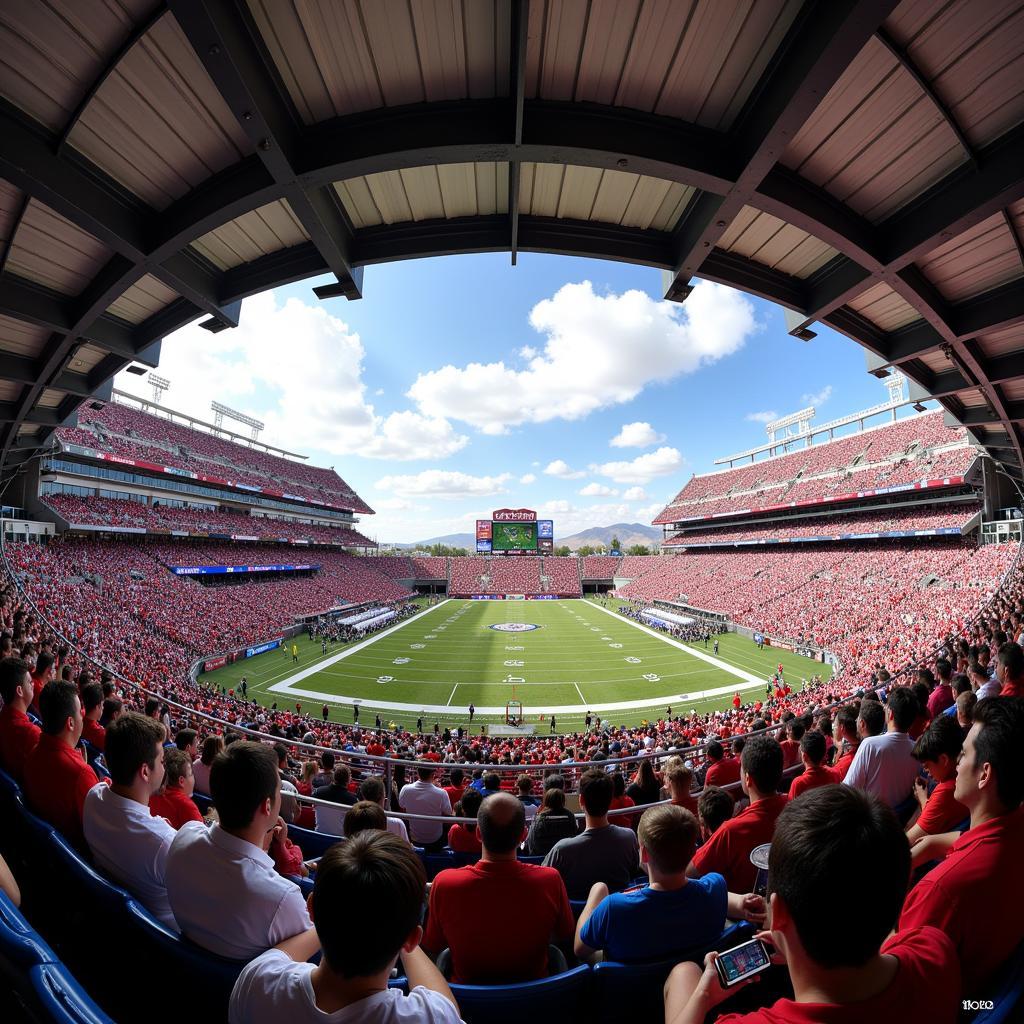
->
[446,684,458,706]
[573,682,587,703]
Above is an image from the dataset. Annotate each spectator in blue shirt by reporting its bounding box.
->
[573,804,765,964]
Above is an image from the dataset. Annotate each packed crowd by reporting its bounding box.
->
[43,493,376,548]
[663,503,975,547]
[62,401,372,512]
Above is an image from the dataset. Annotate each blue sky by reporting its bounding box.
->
[115,253,924,543]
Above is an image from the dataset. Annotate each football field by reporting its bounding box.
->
[201,598,830,732]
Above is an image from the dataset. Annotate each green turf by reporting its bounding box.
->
[199,597,830,732]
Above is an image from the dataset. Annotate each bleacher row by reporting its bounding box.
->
[654,411,974,524]
[446,557,583,595]
[59,402,372,513]
[42,494,376,548]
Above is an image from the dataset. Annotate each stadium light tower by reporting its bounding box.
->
[211,400,265,441]
[149,374,170,407]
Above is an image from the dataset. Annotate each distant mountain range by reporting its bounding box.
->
[394,522,662,551]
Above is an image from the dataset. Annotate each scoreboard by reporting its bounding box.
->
[477,509,553,554]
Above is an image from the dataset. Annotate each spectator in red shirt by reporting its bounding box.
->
[28,651,55,714]
[447,788,483,854]
[662,757,698,816]
[905,716,968,845]
[703,740,741,797]
[80,682,106,752]
[789,731,836,800]
[150,748,204,830]
[424,793,574,983]
[687,737,787,892]
[829,705,859,780]
[778,721,802,769]
[697,786,733,842]
[608,770,637,829]
[926,658,955,718]
[443,767,467,809]
[0,657,40,783]
[665,786,960,1024]
[22,680,97,847]
[996,641,1024,698]
[899,698,1024,996]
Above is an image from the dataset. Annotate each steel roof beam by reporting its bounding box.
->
[508,0,529,265]
[168,0,362,300]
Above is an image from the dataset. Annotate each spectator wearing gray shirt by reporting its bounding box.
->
[543,769,640,900]
[844,687,921,808]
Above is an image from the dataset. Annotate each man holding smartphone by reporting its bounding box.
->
[664,786,960,1024]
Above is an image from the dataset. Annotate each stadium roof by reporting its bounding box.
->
[1,0,1023,479]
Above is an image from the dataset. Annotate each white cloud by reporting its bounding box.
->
[593,446,684,484]
[115,291,466,461]
[519,473,537,484]
[544,459,586,480]
[373,498,416,511]
[542,500,574,515]
[801,385,833,407]
[635,502,667,523]
[745,410,777,424]
[407,280,757,433]
[623,486,648,501]
[374,470,512,500]
[374,388,384,396]
[610,422,666,448]
[579,483,619,497]
[519,345,538,359]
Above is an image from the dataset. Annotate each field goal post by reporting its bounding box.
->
[505,699,524,726]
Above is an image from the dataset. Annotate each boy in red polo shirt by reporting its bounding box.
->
[80,683,107,752]
[829,705,859,780]
[687,736,787,892]
[899,697,1024,997]
[0,657,40,783]
[788,730,837,800]
[150,748,204,829]
[23,680,97,847]
[424,792,573,983]
[904,715,968,845]
[665,786,960,1024]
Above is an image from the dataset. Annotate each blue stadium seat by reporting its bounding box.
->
[287,822,342,859]
[569,899,587,920]
[0,889,57,968]
[591,922,754,1019]
[974,938,1024,1024]
[447,964,591,1024]
[29,962,115,1024]
[422,850,457,879]
[191,792,213,814]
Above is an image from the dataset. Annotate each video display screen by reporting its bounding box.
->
[491,521,538,551]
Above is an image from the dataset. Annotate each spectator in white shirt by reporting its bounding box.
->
[360,775,410,844]
[399,767,452,851]
[844,688,921,808]
[230,831,461,1024]
[83,711,178,931]
[166,741,312,961]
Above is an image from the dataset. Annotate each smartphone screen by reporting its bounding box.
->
[714,938,772,988]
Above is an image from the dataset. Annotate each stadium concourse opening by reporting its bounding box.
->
[2,1,1024,1023]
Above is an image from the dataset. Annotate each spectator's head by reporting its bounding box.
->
[33,651,55,682]
[449,767,464,787]
[935,658,952,683]
[956,690,977,728]
[610,770,626,797]
[100,697,123,728]
[638,804,699,877]
[662,756,693,799]
[210,741,281,834]
[951,674,972,697]
[516,775,533,797]
[697,786,733,841]
[320,751,336,771]
[175,728,198,756]
[0,657,33,709]
[857,700,885,738]
[81,683,103,720]
[456,786,483,826]
[332,765,351,789]
[578,768,614,820]
[543,773,565,792]
[478,792,525,855]
[884,687,918,733]
[799,730,826,768]
[911,715,963,783]
[741,737,783,799]
[788,721,805,743]
[311,831,426,979]
[996,642,1024,686]
[956,697,1024,815]
[162,747,194,796]
[415,765,436,783]
[767,786,908,969]
[144,697,161,719]
[39,679,82,745]
[358,776,386,806]
[200,734,224,766]
[105,712,166,796]
[833,705,858,745]
[342,800,387,838]
[706,740,724,763]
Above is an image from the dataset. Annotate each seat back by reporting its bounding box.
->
[448,964,591,1024]
[314,801,347,836]
[287,822,342,859]
[592,922,754,1019]
[29,962,115,1024]
[975,938,1024,1024]
[0,889,57,968]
